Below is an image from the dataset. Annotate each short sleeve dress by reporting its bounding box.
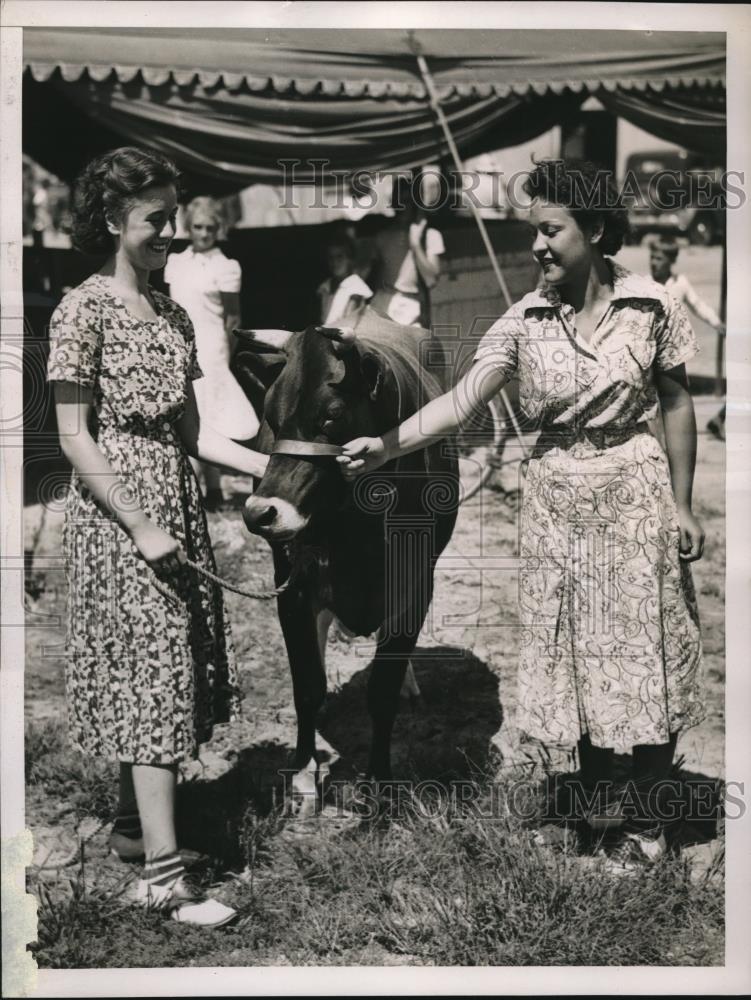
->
[317,273,373,324]
[164,246,259,441]
[47,273,241,765]
[474,261,704,753]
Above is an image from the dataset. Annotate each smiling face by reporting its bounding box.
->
[111,184,177,273]
[189,210,219,253]
[529,200,599,288]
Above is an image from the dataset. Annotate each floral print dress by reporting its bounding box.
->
[475,262,703,752]
[47,273,240,764]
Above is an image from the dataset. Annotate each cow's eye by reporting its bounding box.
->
[322,404,345,429]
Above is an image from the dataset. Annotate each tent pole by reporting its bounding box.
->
[716,237,727,397]
[413,50,528,456]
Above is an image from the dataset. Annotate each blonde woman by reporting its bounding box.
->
[165,196,259,509]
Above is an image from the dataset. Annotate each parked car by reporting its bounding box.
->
[622,149,725,246]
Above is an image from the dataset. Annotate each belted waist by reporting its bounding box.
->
[98,418,179,441]
[533,422,649,456]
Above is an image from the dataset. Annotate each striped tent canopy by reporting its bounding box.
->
[23,27,726,188]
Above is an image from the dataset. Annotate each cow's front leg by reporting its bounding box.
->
[277,577,329,818]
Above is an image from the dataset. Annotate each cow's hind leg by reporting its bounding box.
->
[367,625,425,783]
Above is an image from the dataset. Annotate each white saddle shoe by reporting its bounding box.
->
[135,875,237,928]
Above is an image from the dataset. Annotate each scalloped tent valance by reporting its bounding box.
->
[22,27,726,190]
[24,27,726,97]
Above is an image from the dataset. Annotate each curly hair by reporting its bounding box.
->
[184,196,227,240]
[71,147,180,255]
[523,158,630,256]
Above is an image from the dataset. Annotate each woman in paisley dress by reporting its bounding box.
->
[47,147,268,925]
[339,160,704,868]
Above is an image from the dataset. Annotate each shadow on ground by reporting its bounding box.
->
[319,644,503,782]
[174,644,504,866]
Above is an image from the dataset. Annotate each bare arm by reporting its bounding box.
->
[177,378,268,477]
[656,364,704,561]
[680,276,725,332]
[409,221,441,289]
[338,357,507,477]
[54,383,181,567]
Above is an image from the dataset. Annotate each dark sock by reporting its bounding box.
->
[112,810,143,841]
[142,852,185,888]
[204,488,224,510]
[628,734,680,836]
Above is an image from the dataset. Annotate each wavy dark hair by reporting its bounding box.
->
[523,158,630,256]
[71,147,180,255]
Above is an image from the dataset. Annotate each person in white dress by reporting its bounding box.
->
[317,233,373,325]
[164,197,259,508]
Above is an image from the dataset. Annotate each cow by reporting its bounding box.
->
[231,306,459,811]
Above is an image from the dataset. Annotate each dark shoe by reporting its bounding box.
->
[601,829,667,876]
[586,797,627,832]
[109,831,145,862]
[706,417,725,441]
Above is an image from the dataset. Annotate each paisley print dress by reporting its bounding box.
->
[475,262,703,752]
[47,273,240,764]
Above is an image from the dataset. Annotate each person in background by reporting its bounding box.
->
[32,177,53,249]
[367,167,445,328]
[47,147,269,926]
[649,237,727,441]
[165,197,259,510]
[317,231,373,325]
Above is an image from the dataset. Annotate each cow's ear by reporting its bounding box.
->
[360,351,384,401]
[231,349,286,417]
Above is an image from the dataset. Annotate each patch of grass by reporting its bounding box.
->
[26,720,117,821]
[30,774,724,968]
[225,792,724,967]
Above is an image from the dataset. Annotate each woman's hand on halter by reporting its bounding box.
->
[337,437,389,480]
[130,519,185,573]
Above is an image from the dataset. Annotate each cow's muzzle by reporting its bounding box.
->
[242,495,310,540]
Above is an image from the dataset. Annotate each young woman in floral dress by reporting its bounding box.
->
[339,159,705,868]
[47,147,268,925]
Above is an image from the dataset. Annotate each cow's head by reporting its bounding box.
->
[236,324,396,542]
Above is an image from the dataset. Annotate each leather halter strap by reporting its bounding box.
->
[272,438,344,458]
